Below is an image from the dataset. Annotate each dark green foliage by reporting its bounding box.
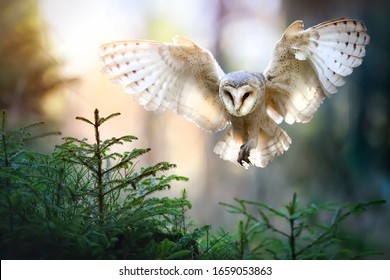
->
[0,109,385,259]
[0,109,192,259]
[219,194,385,259]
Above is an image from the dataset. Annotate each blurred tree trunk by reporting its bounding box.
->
[0,0,73,125]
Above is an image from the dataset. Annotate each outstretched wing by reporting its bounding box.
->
[99,36,229,132]
[264,18,369,124]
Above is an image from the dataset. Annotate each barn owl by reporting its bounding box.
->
[99,18,369,168]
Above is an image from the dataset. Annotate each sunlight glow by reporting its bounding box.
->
[38,0,283,226]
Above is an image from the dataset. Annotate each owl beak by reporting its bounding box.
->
[234,103,241,114]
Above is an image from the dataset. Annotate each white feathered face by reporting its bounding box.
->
[219,71,265,117]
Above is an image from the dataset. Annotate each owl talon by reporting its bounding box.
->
[238,143,251,166]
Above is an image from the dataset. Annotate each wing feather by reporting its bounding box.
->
[264,18,369,124]
[214,120,291,168]
[99,36,229,132]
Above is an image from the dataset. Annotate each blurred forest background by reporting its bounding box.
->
[1,0,389,258]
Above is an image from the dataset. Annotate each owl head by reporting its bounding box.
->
[219,71,265,117]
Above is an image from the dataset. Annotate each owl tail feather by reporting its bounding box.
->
[248,126,291,168]
[213,127,242,167]
[214,125,291,169]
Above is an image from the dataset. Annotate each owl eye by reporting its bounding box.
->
[224,90,234,104]
[242,91,252,102]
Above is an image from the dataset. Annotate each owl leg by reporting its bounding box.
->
[237,137,257,166]
[238,144,250,165]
